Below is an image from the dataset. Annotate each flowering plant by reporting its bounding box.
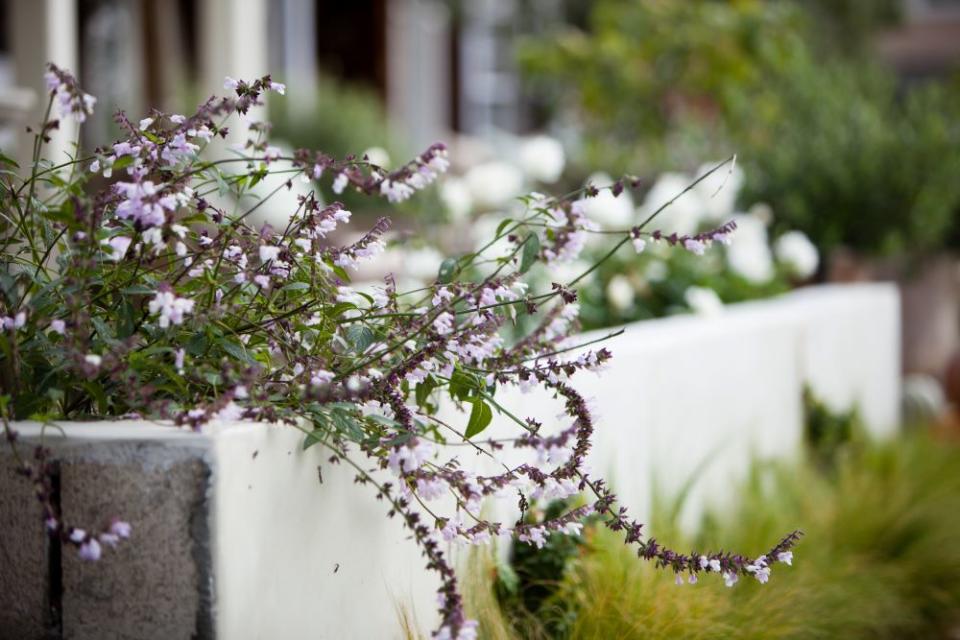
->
[0,65,800,638]
[434,147,818,329]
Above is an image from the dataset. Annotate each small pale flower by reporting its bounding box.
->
[632,237,647,253]
[684,238,706,256]
[78,538,102,562]
[259,245,281,262]
[332,172,349,194]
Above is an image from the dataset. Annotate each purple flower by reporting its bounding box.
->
[78,538,102,562]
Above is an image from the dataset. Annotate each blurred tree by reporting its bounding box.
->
[519,0,960,256]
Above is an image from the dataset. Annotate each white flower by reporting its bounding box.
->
[433,312,455,336]
[78,538,102,562]
[723,571,739,587]
[362,146,391,169]
[139,117,154,130]
[606,275,635,312]
[223,76,239,90]
[632,237,647,253]
[726,213,774,284]
[310,370,334,387]
[214,401,244,422]
[259,245,281,262]
[692,160,744,222]
[684,286,724,317]
[776,551,793,566]
[332,172,349,194]
[709,558,722,573]
[775,231,819,279]
[49,319,66,335]
[518,135,565,184]
[380,179,415,203]
[269,81,286,95]
[518,526,548,549]
[641,172,705,236]
[104,236,132,261]
[683,238,706,256]
[439,177,473,221]
[174,348,185,372]
[84,354,102,368]
[2,311,26,331]
[253,274,271,289]
[464,161,524,210]
[264,146,281,162]
[109,519,131,540]
[148,291,195,328]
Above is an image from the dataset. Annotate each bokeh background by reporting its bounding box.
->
[4,1,960,637]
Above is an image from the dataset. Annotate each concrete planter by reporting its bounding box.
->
[0,283,901,639]
[0,422,439,640]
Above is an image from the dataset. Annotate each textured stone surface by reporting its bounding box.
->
[0,449,51,640]
[59,442,212,640]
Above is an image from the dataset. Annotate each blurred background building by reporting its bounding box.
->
[2,0,960,381]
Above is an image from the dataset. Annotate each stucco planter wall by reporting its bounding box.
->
[0,283,900,639]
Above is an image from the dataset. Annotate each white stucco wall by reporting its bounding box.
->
[8,283,901,638]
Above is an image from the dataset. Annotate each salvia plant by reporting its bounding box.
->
[0,65,800,639]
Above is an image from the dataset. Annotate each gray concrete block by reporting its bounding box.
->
[1,426,214,640]
[59,442,212,640]
[0,449,52,640]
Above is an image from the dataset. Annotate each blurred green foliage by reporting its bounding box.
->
[519,0,960,256]
[468,429,960,639]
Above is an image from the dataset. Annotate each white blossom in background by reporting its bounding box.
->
[464,161,524,210]
[606,275,635,312]
[692,160,744,222]
[725,213,775,284]
[548,259,593,287]
[775,230,819,279]
[362,146,391,169]
[517,135,566,184]
[439,177,474,222]
[403,246,446,283]
[641,172,705,236]
[582,172,635,229]
[684,286,724,317]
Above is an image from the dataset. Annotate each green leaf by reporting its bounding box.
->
[464,398,493,439]
[437,257,458,284]
[346,324,375,353]
[248,168,268,189]
[415,376,439,410]
[120,285,156,295]
[112,155,134,172]
[495,218,514,238]
[331,264,351,283]
[185,332,208,356]
[217,337,254,363]
[519,233,540,274]
[280,281,311,292]
[0,151,20,168]
[214,171,230,197]
[302,429,325,450]
[449,370,480,401]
